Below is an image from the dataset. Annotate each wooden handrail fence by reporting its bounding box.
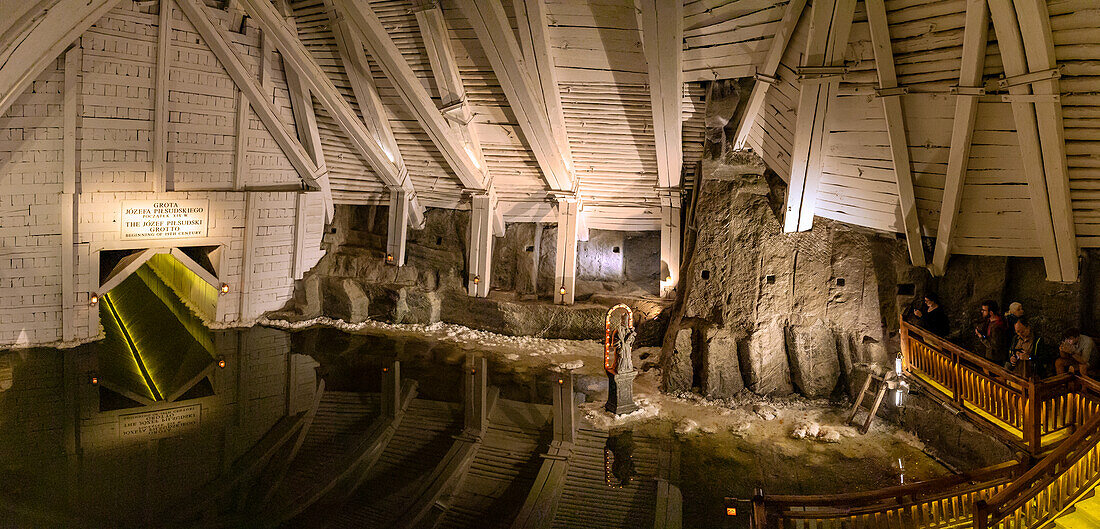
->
[744,320,1100,528]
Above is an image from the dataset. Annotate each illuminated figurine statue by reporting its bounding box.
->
[605,304,639,415]
[614,313,636,374]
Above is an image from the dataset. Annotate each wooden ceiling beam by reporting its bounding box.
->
[514,0,573,180]
[988,0,1064,280]
[0,0,120,119]
[932,0,990,276]
[455,0,575,192]
[1012,0,1077,281]
[412,4,485,176]
[331,0,488,190]
[638,0,685,189]
[865,0,925,266]
[236,0,421,204]
[176,0,327,193]
[783,0,856,233]
[326,4,424,227]
[733,0,808,150]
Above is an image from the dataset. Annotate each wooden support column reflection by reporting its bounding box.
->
[467,192,494,297]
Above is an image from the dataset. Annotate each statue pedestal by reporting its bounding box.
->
[606,370,639,415]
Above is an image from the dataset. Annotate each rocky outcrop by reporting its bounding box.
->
[703,327,744,399]
[667,329,694,394]
[786,320,840,398]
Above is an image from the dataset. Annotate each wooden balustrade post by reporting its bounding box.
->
[900,321,910,371]
[751,489,766,529]
[953,350,963,404]
[974,500,988,529]
[1027,378,1042,455]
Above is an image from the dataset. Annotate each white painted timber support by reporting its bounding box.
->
[467,192,495,297]
[638,0,684,189]
[413,3,486,173]
[865,0,925,266]
[660,190,681,298]
[783,0,856,233]
[237,0,420,211]
[513,0,573,180]
[387,187,411,266]
[1012,0,1077,281]
[554,196,580,305]
[734,0,809,149]
[932,0,989,276]
[455,0,574,192]
[326,4,424,228]
[61,46,81,342]
[988,0,1064,281]
[332,0,489,191]
[282,12,334,224]
[152,0,173,193]
[0,0,121,119]
[239,193,258,322]
[176,0,327,194]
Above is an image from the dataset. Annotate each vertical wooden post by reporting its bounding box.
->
[386,186,410,266]
[467,192,494,297]
[1027,378,1042,454]
[659,192,681,298]
[552,372,575,445]
[382,360,399,418]
[464,356,488,435]
[153,0,173,193]
[62,46,81,342]
[751,489,767,529]
[553,196,579,305]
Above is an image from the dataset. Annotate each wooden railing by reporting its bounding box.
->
[975,410,1100,528]
[901,321,1100,454]
[749,461,1023,528]
[742,324,1100,529]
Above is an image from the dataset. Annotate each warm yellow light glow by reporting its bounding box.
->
[559,286,567,296]
[89,375,99,385]
[386,254,394,262]
[220,283,230,295]
[217,356,226,369]
[726,507,737,516]
[90,293,99,305]
[473,275,480,284]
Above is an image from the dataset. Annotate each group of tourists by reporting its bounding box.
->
[910,294,1097,380]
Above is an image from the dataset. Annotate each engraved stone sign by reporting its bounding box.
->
[121,200,209,240]
[119,404,201,440]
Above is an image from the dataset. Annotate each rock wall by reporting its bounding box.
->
[274,206,669,343]
[666,156,917,400]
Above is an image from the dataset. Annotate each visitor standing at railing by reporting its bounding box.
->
[1005,302,1025,332]
[975,300,1010,365]
[1056,329,1097,376]
[913,292,950,338]
[1005,316,1053,378]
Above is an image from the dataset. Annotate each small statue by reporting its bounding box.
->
[614,313,636,373]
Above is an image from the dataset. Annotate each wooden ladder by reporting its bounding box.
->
[846,373,889,434]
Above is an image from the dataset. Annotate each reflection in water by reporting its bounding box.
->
[605,427,636,488]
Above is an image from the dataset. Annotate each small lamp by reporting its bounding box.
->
[473,275,480,284]
[559,284,567,296]
[386,253,394,263]
[220,283,230,295]
[217,356,226,369]
[90,293,99,305]
[88,373,99,385]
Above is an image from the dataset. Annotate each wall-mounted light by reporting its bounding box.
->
[386,253,394,263]
[558,378,564,385]
[473,275,480,285]
[217,356,226,369]
[559,284,567,296]
[90,293,99,305]
[470,367,477,375]
[220,283,230,295]
[88,373,99,385]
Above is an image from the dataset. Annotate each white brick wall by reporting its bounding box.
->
[0,3,327,348]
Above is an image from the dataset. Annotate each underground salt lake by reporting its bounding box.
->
[0,321,950,528]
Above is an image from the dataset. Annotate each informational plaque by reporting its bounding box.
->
[121,200,209,240]
[119,404,201,440]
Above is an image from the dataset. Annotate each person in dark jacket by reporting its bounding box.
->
[913,292,950,337]
[1005,316,1053,379]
